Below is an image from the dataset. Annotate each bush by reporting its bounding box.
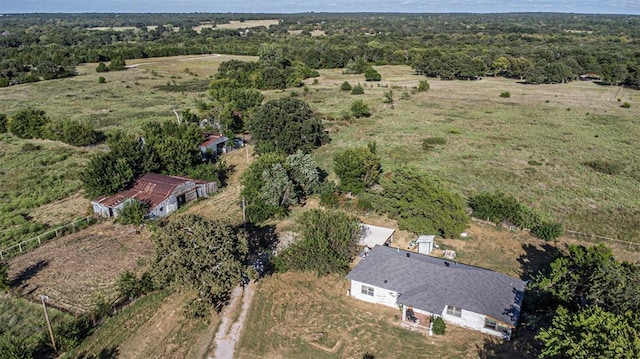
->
[0,261,9,290]
[621,102,631,109]
[432,316,446,335]
[364,66,381,81]
[468,191,542,229]
[583,160,624,175]
[350,99,371,118]
[44,119,99,146]
[319,182,340,208]
[98,76,106,83]
[115,200,149,225]
[8,108,49,139]
[500,91,511,98]
[531,222,563,241]
[96,62,108,73]
[340,81,352,91]
[417,79,430,92]
[333,145,381,194]
[117,270,154,300]
[351,83,365,95]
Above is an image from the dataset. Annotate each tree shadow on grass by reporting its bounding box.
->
[11,259,48,288]
[475,331,540,359]
[75,346,120,359]
[517,242,558,280]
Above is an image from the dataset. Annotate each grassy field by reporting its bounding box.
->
[291,66,640,241]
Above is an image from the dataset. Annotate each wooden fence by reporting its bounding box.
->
[0,216,96,260]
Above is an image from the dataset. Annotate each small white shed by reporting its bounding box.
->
[359,224,395,248]
[416,235,435,255]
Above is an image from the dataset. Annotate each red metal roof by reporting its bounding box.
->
[95,173,200,208]
[201,133,229,148]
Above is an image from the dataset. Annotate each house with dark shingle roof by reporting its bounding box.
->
[92,173,216,219]
[346,245,525,340]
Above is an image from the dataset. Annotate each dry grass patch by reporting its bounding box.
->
[237,272,501,359]
[29,191,90,226]
[8,221,153,313]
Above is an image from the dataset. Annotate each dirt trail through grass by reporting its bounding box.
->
[210,282,257,359]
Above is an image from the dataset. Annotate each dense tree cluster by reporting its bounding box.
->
[375,167,469,238]
[249,97,329,155]
[3,13,640,87]
[150,215,249,313]
[6,108,101,146]
[529,244,640,358]
[241,151,321,222]
[333,144,381,194]
[81,121,225,198]
[273,209,362,275]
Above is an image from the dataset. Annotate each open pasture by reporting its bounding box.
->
[295,66,640,241]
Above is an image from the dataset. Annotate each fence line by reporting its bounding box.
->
[564,230,640,251]
[471,217,640,251]
[0,216,96,260]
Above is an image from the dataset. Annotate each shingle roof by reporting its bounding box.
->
[346,245,526,327]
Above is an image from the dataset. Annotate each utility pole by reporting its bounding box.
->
[242,197,246,228]
[41,295,57,352]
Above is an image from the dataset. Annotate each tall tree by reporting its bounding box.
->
[333,145,381,194]
[375,166,469,237]
[150,215,249,312]
[275,209,362,275]
[249,97,328,155]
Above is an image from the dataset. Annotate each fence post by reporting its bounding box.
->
[0,250,3,260]
[19,243,22,252]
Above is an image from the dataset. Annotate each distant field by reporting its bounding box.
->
[287,66,640,241]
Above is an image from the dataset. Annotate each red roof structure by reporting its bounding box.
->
[201,133,228,148]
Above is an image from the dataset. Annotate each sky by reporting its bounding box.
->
[1,0,639,15]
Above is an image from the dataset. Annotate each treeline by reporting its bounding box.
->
[2,13,640,86]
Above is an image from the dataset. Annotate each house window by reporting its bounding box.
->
[159,207,164,212]
[446,305,462,317]
[361,285,374,296]
[484,318,498,330]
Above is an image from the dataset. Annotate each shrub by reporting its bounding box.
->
[621,102,631,109]
[364,66,382,81]
[116,200,149,225]
[333,145,381,194]
[468,191,542,229]
[319,182,340,208]
[531,222,563,241]
[528,160,543,166]
[500,91,511,98]
[98,76,106,83]
[417,79,430,92]
[350,99,371,118]
[400,91,411,100]
[0,261,9,289]
[340,81,352,91]
[583,160,624,175]
[95,62,108,73]
[312,78,319,85]
[117,270,154,300]
[44,119,99,146]
[8,108,49,139]
[432,316,446,335]
[351,83,365,95]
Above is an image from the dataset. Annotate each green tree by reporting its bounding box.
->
[150,215,249,312]
[333,146,382,194]
[340,81,352,91]
[44,119,99,146]
[274,209,362,275]
[8,108,49,139]
[537,306,640,359]
[351,83,365,95]
[249,97,328,155]
[376,166,468,237]
[108,57,126,71]
[81,153,134,198]
[95,62,108,73]
[364,66,382,81]
[350,99,371,118]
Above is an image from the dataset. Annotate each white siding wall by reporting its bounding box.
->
[349,280,399,309]
[440,307,510,338]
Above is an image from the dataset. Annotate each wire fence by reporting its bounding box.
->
[0,216,96,260]
[471,217,640,251]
